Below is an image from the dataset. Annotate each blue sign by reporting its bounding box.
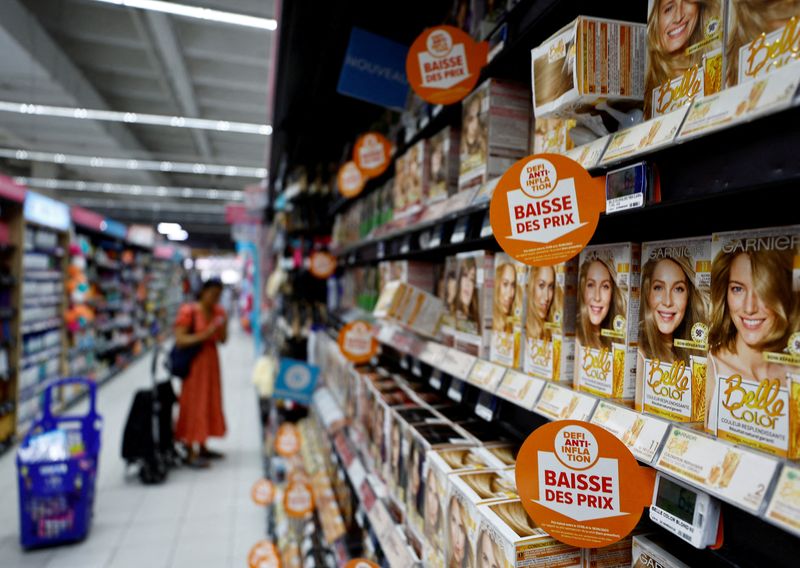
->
[274,358,319,406]
[337,27,409,111]
[23,191,70,231]
[102,218,128,240]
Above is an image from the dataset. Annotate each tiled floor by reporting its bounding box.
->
[0,329,265,568]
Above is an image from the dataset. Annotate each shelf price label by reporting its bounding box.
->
[338,320,378,364]
[496,369,546,410]
[590,401,670,464]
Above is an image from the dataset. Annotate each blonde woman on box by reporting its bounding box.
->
[447,496,474,568]
[576,258,626,350]
[456,257,480,331]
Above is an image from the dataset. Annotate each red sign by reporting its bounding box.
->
[275,423,301,457]
[309,251,337,279]
[337,161,366,198]
[406,26,489,105]
[338,321,378,364]
[345,560,380,568]
[353,132,392,178]
[71,205,105,232]
[0,175,27,203]
[251,478,276,506]
[284,481,314,518]
[248,540,281,568]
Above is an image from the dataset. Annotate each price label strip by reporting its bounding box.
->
[495,369,546,410]
[448,378,466,403]
[533,383,598,422]
[466,358,507,392]
[440,348,476,381]
[590,401,670,464]
[475,390,498,422]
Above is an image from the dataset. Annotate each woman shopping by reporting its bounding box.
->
[174,278,228,468]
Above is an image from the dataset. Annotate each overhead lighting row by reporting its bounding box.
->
[0,101,271,136]
[92,0,278,30]
[15,177,243,201]
[0,148,266,178]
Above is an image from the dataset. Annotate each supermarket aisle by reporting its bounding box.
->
[0,328,265,568]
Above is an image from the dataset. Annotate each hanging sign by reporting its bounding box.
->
[274,358,320,406]
[353,132,392,178]
[251,478,276,506]
[284,481,314,518]
[406,25,489,105]
[275,423,301,457]
[309,251,337,279]
[345,560,380,568]
[490,154,605,266]
[516,420,655,548]
[248,540,281,568]
[338,320,378,364]
[337,161,366,198]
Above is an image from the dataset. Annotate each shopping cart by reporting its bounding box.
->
[16,377,102,548]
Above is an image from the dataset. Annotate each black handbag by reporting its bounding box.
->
[167,306,201,380]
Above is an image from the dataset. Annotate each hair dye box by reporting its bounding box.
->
[533,117,577,154]
[725,1,800,87]
[636,237,712,424]
[645,0,726,117]
[459,79,530,193]
[524,259,579,382]
[574,242,641,402]
[706,226,800,459]
[438,256,460,347]
[490,254,527,368]
[427,126,460,204]
[394,142,427,220]
[531,16,647,119]
[476,499,583,568]
[631,534,691,568]
[454,251,495,357]
[581,535,633,567]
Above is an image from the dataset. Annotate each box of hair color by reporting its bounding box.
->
[636,237,712,424]
[427,126,460,204]
[573,242,641,402]
[631,534,691,568]
[453,250,495,357]
[490,253,527,368]
[706,226,800,459]
[523,258,578,382]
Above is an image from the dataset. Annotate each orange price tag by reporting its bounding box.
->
[337,161,366,198]
[275,423,301,458]
[345,559,380,568]
[248,540,281,568]
[309,251,336,279]
[406,25,489,105]
[353,132,392,178]
[284,481,314,518]
[338,320,378,364]
[251,478,275,506]
[515,421,655,548]
[490,154,605,266]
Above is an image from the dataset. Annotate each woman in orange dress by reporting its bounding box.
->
[174,279,228,467]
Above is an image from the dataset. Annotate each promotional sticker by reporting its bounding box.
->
[338,320,379,364]
[275,423,301,457]
[345,560,380,568]
[353,132,392,178]
[337,161,366,198]
[516,421,655,548]
[284,481,314,518]
[251,478,276,506]
[248,540,281,568]
[309,251,337,279]
[490,154,605,266]
[406,25,489,105]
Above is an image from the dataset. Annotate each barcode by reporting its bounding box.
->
[678,531,692,541]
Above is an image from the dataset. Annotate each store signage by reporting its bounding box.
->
[0,175,27,203]
[284,481,314,518]
[489,154,605,266]
[244,182,268,211]
[406,25,489,105]
[251,478,276,506]
[309,251,337,279]
[344,559,379,568]
[126,224,155,248]
[353,132,392,178]
[102,218,128,240]
[275,423,301,457]
[516,420,655,548]
[248,540,281,568]
[71,206,105,232]
[337,27,410,112]
[274,358,320,406]
[338,320,378,364]
[23,191,70,231]
[337,161,366,198]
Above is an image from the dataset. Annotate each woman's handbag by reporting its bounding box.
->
[167,306,201,380]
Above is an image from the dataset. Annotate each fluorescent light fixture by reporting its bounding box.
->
[2,149,266,178]
[0,101,271,136]
[158,222,182,234]
[92,0,277,30]
[167,229,190,241]
[14,177,246,201]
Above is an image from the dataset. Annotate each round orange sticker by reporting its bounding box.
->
[406,25,489,105]
[338,320,378,364]
[353,132,392,178]
[248,540,281,568]
[284,481,314,518]
[515,420,655,548]
[337,161,366,198]
[251,478,275,506]
[345,559,380,568]
[309,251,336,279]
[489,153,606,266]
[275,423,301,457]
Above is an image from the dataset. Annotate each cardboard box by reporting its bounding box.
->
[636,237,712,424]
[706,225,800,459]
[386,405,443,506]
[438,256,460,347]
[454,250,495,357]
[574,243,641,402]
[533,117,577,154]
[632,534,691,568]
[490,254,527,368]
[524,259,578,382]
[427,126,460,204]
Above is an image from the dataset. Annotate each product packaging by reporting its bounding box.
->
[581,535,634,567]
[459,79,530,193]
[631,534,691,568]
[454,251,495,357]
[706,225,800,459]
[490,254,527,368]
[725,1,800,87]
[386,405,443,507]
[438,256,460,347]
[427,126,460,204]
[574,242,641,402]
[524,259,578,383]
[635,237,712,424]
[531,16,647,118]
[533,117,577,154]
[645,0,726,117]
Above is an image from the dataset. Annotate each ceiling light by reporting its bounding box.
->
[91,0,277,30]
[167,229,190,242]
[158,222,182,235]
[1,148,266,178]
[14,177,245,201]
[0,101,270,136]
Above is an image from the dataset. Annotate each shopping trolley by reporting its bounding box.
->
[16,377,102,548]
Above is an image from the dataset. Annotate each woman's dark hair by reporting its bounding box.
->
[198,278,223,298]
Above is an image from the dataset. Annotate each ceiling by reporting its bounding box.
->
[0,0,275,248]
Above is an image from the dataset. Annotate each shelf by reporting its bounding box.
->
[22,344,61,362]
[24,246,65,258]
[23,297,62,309]
[24,271,63,282]
[21,319,61,335]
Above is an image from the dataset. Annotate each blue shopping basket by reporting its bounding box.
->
[16,377,103,549]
